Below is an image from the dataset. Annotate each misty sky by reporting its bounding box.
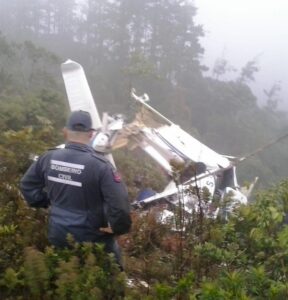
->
[194,0,288,108]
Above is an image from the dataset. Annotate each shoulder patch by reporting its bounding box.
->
[112,168,122,183]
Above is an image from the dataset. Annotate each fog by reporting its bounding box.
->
[0,0,288,186]
[195,0,288,109]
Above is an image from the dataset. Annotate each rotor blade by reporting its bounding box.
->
[238,132,288,163]
[186,131,288,183]
[192,131,288,185]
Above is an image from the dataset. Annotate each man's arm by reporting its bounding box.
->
[20,159,50,208]
[100,165,132,235]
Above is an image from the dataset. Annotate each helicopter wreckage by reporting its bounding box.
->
[61,59,256,221]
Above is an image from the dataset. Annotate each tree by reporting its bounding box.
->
[238,58,259,83]
[212,57,237,79]
[264,81,282,111]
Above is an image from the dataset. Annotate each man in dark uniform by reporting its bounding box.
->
[20,110,131,267]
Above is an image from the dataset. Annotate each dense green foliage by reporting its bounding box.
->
[0,125,288,298]
[124,180,288,299]
[0,33,67,135]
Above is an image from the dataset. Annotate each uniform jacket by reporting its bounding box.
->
[20,142,131,247]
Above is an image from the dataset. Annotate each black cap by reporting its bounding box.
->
[66,110,94,132]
